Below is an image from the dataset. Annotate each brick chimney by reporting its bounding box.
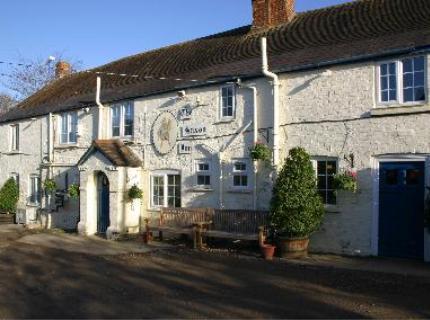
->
[252,0,296,28]
[55,61,71,79]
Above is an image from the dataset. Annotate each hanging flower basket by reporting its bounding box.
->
[43,179,57,194]
[128,185,143,201]
[68,184,80,199]
[333,169,358,192]
[249,142,272,162]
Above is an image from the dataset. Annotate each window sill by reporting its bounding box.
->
[227,188,252,194]
[371,103,429,116]
[189,187,214,193]
[55,144,80,150]
[4,151,23,155]
[214,118,235,125]
[26,203,40,208]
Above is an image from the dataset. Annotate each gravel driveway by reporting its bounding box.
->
[0,228,429,319]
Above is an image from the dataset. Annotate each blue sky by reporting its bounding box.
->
[0,0,348,93]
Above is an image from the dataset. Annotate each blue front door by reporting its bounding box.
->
[379,162,424,259]
[97,173,110,234]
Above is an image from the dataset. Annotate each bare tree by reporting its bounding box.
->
[0,93,16,114]
[1,54,82,101]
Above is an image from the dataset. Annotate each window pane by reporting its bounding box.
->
[327,161,337,175]
[124,103,134,136]
[317,176,327,189]
[414,56,424,71]
[415,87,425,101]
[404,88,414,102]
[327,191,337,205]
[60,114,68,143]
[406,169,420,185]
[381,77,388,90]
[389,75,397,89]
[381,91,389,102]
[403,73,413,88]
[403,59,412,73]
[112,106,121,137]
[385,170,398,185]
[388,62,396,75]
[389,89,397,101]
[317,161,326,174]
[380,64,388,75]
[414,72,424,87]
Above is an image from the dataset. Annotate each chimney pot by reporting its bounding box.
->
[252,0,295,28]
[55,61,71,79]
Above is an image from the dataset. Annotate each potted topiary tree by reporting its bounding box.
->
[270,147,325,258]
[0,178,19,221]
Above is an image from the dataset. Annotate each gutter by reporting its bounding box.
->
[261,37,280,170]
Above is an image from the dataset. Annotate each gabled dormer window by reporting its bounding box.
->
[378,56,426,105]
[220,85,236,119]
[111,101,134,138]
[60,112,78,144]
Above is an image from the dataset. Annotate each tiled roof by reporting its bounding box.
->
[2,0,430,123]
[79,139,143,167]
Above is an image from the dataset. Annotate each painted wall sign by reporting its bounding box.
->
[178,142,192,154]
[182,125,207,137]
[152,112,178,155]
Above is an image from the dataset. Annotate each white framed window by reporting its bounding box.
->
[151,171,181,208]
[60,112,78,144]
[377,56,426,105]
[232,160,249,188]
[10,173,19,193]
[9,124,19,152]
[312,158,337,205]
[111,101,134,138]
[220,85,236,119]
[196,161,211,188]
[29,175,41,205]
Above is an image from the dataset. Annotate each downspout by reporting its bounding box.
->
[261,37,280,170]
[48,113,54,179]
[237,79,258,210]
[96,76,104,140]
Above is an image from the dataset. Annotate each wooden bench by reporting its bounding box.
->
[145,208,269,249]
[145,207,213,248]
[198,209,269,247]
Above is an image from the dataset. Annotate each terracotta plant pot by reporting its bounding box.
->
[261,244,276,261]
[278,237,310,259]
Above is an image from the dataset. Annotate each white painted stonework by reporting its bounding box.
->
[0,53,429,261]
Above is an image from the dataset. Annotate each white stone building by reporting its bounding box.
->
[1,0,430,261]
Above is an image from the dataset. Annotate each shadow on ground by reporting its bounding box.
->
[0,235,429,319]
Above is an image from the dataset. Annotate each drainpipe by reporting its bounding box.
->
[261,37,280,170]
[47,112,54,179]
[96,76,104,140]
[237,79,258,210]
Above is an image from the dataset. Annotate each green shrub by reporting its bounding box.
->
[68,184,80,199]
[128,185,143,200]
[249,142,272,162]
[269,147,325,238]
[0,178,19,213]
[43,179,57,193]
